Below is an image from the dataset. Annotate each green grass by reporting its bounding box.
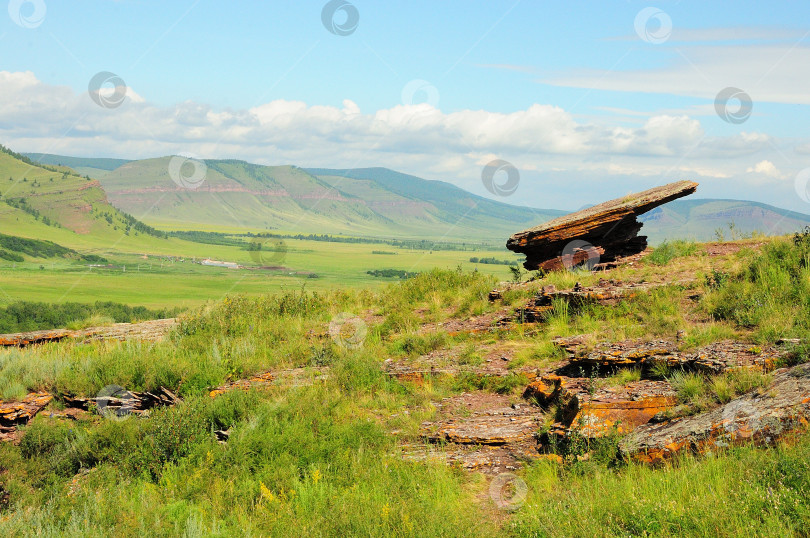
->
[647,239,700,265]
[3,230,810,534]
[702,232,810,342]
[0,301,176,333]
[512,439,810,537]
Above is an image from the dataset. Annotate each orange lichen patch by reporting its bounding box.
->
[0,392,53,442]
[536,453,564,465]
[527,377,677,440]
[523,374,563,405]
[209,372,276,398]
[621,363,810,463]
[572,396,678,437]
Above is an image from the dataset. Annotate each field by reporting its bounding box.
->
[0,232,518,309]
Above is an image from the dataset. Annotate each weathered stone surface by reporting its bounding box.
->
[571,392,678,437]
[0,318,177,347]
[523,374,564,405]
[565,379,676,437]
[554,337,785,373]
[415,393,545,473]
[0,329,72,347]
[507,181,698,270]
[428,409,541,445]
[621,363,810,463]
[0,392,53,442]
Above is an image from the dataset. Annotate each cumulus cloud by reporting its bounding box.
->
[0,70,768,163]
[747,159,785,178]
[2,70,808,211]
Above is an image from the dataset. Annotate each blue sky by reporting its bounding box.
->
[2,0,810,212]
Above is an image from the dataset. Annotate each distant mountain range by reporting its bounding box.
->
[23,152,810,243]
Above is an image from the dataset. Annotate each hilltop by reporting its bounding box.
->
[24,153,810,243]
[96,158,560,240]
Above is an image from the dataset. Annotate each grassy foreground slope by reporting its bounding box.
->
[0,234,808,535]
[24,153,130,180]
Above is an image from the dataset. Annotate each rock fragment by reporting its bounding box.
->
[0,392,53,442]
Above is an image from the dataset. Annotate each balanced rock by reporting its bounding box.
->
[507,181,698,271]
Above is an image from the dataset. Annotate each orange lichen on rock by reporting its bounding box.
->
[523,374,564,405]
[209,372,276,398]
[572,395,678,437]
[0,392,53,442]
[621,363,810,463]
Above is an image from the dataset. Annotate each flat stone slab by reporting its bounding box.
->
[554,337,786,373]
[0,318,177,347]
[428,410,542,445]
[507,181,698,271]
[620,362,810,463]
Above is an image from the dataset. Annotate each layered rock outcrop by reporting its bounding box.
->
[507,181,698,271]
[621,363,810,463]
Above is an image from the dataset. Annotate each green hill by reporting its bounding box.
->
[640,199,810,243]
[96,158,563,240]
[24,153,130,180]
[0,145,173,256]
[20,152,810,244]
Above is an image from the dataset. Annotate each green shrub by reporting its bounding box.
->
[648,240,700,265]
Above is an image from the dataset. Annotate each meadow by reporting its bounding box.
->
[0,232,518,310]
[0,233,808,536]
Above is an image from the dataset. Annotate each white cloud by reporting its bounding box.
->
[543,44,810,105]
[747,159,785,178]
[2,70,808,212]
